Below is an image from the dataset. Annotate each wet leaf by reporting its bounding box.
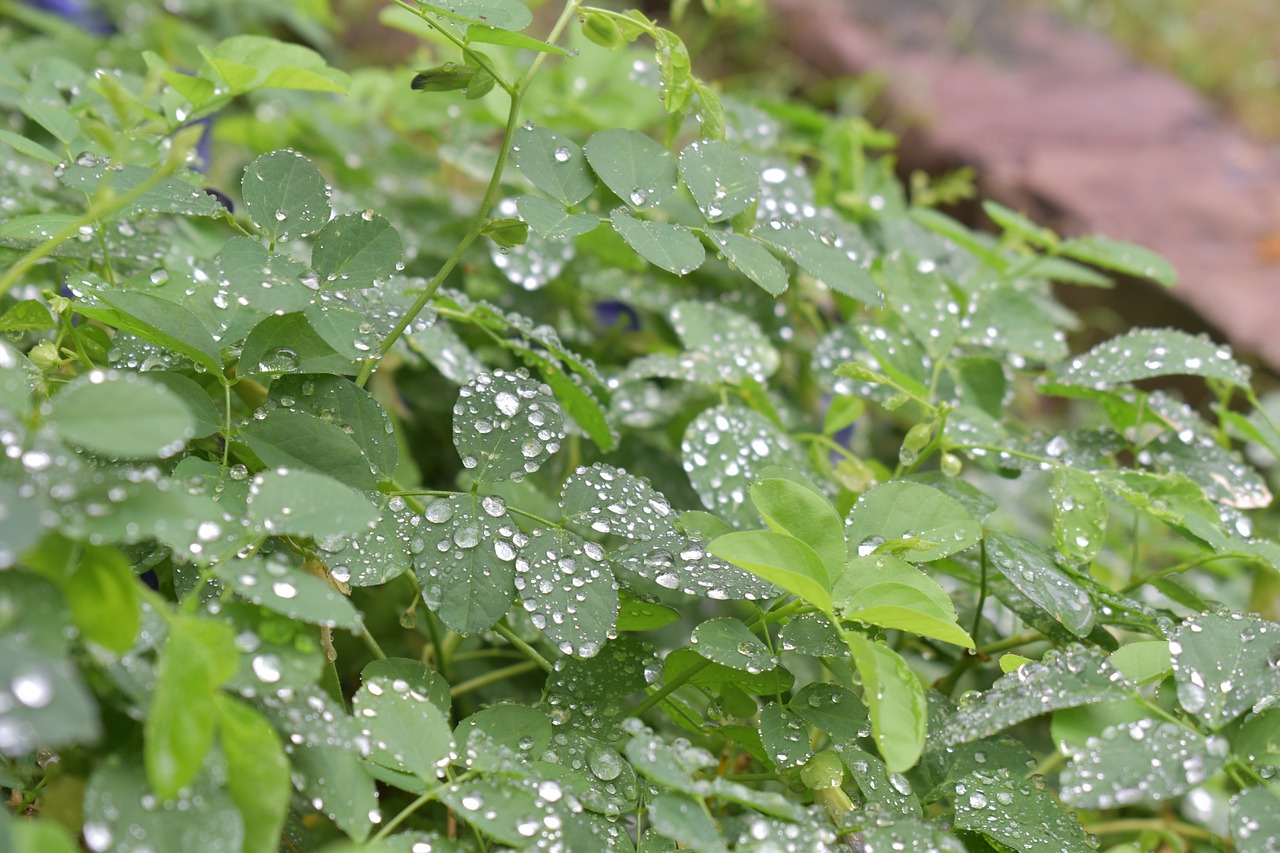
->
[238,312,357,379]
[221,556,361,629]
[0,637,99,757]
[860,819,965,853]
[834,555,973,648]
[845,481,981,563]
[846,633,927,774]
[778,613,845,658]
[268,374,399,479]
[245,468,378,539]
[753,218,880,304]
[984,532,1095,638]
[941,646,1133,746]
[416,493,518,635]
[516,196,600,238]
[609,209,705,275]
[1232,786,1280,853]
[1060,719,1227,809]
[1056,327,1250,390]
[290,745,378,841]
[679,139,757,222]
[515,527,618,658]
[310,211,403,289]
[240,409,379,490]
[241,149,331,242]
[759,702,810,769]
[452,369,565,484]
[953,767,1094,853]
[1049,466,1107,565]
[48,371,195,458]
[751,475,845,579]
[709,530,831,611]
[690,617,775,673]
[511,126,596,205]
[354,659,455,781]
[649,792,727,853]
[560,463,677,540]
[1170,611,1280,730]
[839,746,921,821]
[681,404,802,527]
[585,129,677,210]
[707,231,788,296]
[1059,234,1176,287]
[789,682,869,742]
[216,695,291,853]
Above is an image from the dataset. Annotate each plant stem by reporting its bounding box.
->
[371,771,477,842]
[494,621,553,673]
[450,660,541,697]
[357,0,581,388]
[1083,817,1229,846]
[631,658,711,718]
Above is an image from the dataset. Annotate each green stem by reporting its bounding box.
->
[970,536,987,643]
[357,0,581,388]
[371,770,478,842]
[1083,818,1229,846]
[630,658,712,718]
[451,660,542,697]
[357,622,388,660]
[1123,552,1248,592]
[494,621,553,673]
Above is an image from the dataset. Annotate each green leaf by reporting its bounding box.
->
[758,702,811,769]
[1060,719,1227,809]
[410,62,474,92]
[845,633,927,774]
[221,556,362,630]
[215,696,291,853]
[0,637,99,757]
[290,746,378,841]
[707,231,788,296]
[649,792,728,853]
[440,778,546,846]
[679,139,757,222]
[616,592,680,631]
[420,0,532,32]
[416,494,518,635]
[221,603,325,695]
[62,545,140,653]
[967,287,1068,363]
[1109,640,1172,684]
[681,404,802,527]
[789,682,869,742]
[609,209,705,275]
[751,476,845,580]
[516,527,618,658]
[84,758,244,853]
[612,529,777,602]
[58,160,222,218]
[834,555,973,648]
[354,659,455,781]
[548,637,658,700]
[80,289,223,375]
[984,533,1095,638]
[0,299,53,333]
[690,617,775,672]
[452,368,565,484]
[845,481,980,563]
[1232,786,1280,853]
[239,409,379,490]
[1050,466,1108,565]
[1170,611,1280,730]
[19,97,79,144]
[628,300,777,386]
[1060,234,1176,286]
[238,312,358,378]
[0,127,62,164]
[1057,327,1250,389]
[245,468,378,539]
[10,819,78,853]
[954,767,1094,853]
[268,374,399,479]
[778,613,845,658]
[208,35,350,94]
[560,463,676,539]
[861,820,965,853]
[982,200,1056,247]
[663,647,794,696]
[241,149,332,242]
[467,25,573,55]
[838,746,921,820]
[709,530,831,612]
[511,126,596,206]
[144,372,223,438]
[753,219,880,305]
[145,616,236,799]
[311,211,404,289]
[454,705,552,771]
[515,196,600,238]
[48,371,195,459]
[941,646,1132,746]
[585,129,678,210]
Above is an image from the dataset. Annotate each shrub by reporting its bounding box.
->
[1,1,1278,851]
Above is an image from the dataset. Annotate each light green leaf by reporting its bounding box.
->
[585,129,677,210]
[0,128,62,164]
[311,211,404,289]
[511,126,596,205]
[241,149,332,242]
[1057,327,1250,389]
[1232,786,1280,853]
[466,25,572,54]
[0,637,99,757]
[861,820,965,853]
[221,602,325,695]
[354,659,455,781]
[416,494,518,635]
[967,287,1068,363]
[48,371,195,459]
[221,556,361,630]
[609,209,704,275]
[690,617,775,672]
[954,767,1094,853]
[1050,466,1107,565]
[707,231,788,296]
[1109,640,1172,684]
[941,646,1132,746]
[452,368,565,484]
[1170,611,1280,730]
[19,97,79,144]
[145,616,236,799]
[679,139,757,222]
[515,527,617,658]
[62,545,140,654]
[84,758,244,853]
[753,219,880,304]
[10,819,79,853]
[420,0,532,32]
[239,409,378,490]
[984,533,1095,638]
[1060,234,1176,287]
[209,35,350,94]
[649,792,728,853]
[440,778,546,846]
[982,200,1056,247]
[0,300,53,333]
[290,746,378,841]
[82,289,223,375]
[515,196,599,238]
[845,481,980,563]
[1060,719,1227,809]
[709,530,831,612]
[216,696,291,853]
[845,633,927,774]
[245,468,378,539]
[751,476,845,580]
[834,555,973,648]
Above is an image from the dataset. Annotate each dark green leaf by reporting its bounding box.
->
[311,211,403,289]
[268,374,399,479]
[221,556,361,629]
[244,467,378,539]
[984,533,1095,638]
[516,527,617,658]
[290,746,378,841]
[560,463,676,539]
[585,129,677,210]
[516,196,599,238]
[354,659,455,781]
[48,371,195,458]
[707,231,788,296]
[1170,611,1280,730]
[241,149,331,242]
[238,312,358,378]
[609,209,705,275]
[954,767,1094,853]
[239,409,378,490]
[1060,719,1227,809]
[1232,786,1280,853]
[681,404,802,527]
[80,288,223,375]
[1057,327,1250,389]
[416,493,518,635]
[758,702,810,769]
[679,139,757,222]
[512,126,596,206]
[690,617,774,672]
[452,368,565,484]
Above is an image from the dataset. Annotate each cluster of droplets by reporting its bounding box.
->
[681,403,801,527]
[514,528,618,658]
[415,493,522,634]
[452,368,565,483]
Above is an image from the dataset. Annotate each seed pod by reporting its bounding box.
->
[410,63,473,92]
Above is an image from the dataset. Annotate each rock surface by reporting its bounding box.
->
[771,0,1280,368]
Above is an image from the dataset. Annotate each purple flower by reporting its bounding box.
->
[23,0,113,35]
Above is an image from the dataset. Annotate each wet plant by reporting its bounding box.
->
[1,1,1279,851]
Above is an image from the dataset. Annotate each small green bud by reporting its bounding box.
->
[29,340,62,371]
[410,63,473,93]
[483,217,529,249]
[902,422,934,453]
[580,11,624,48]
[48,295,71,315]
[941,451,962,477]
[800,750,845,790]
